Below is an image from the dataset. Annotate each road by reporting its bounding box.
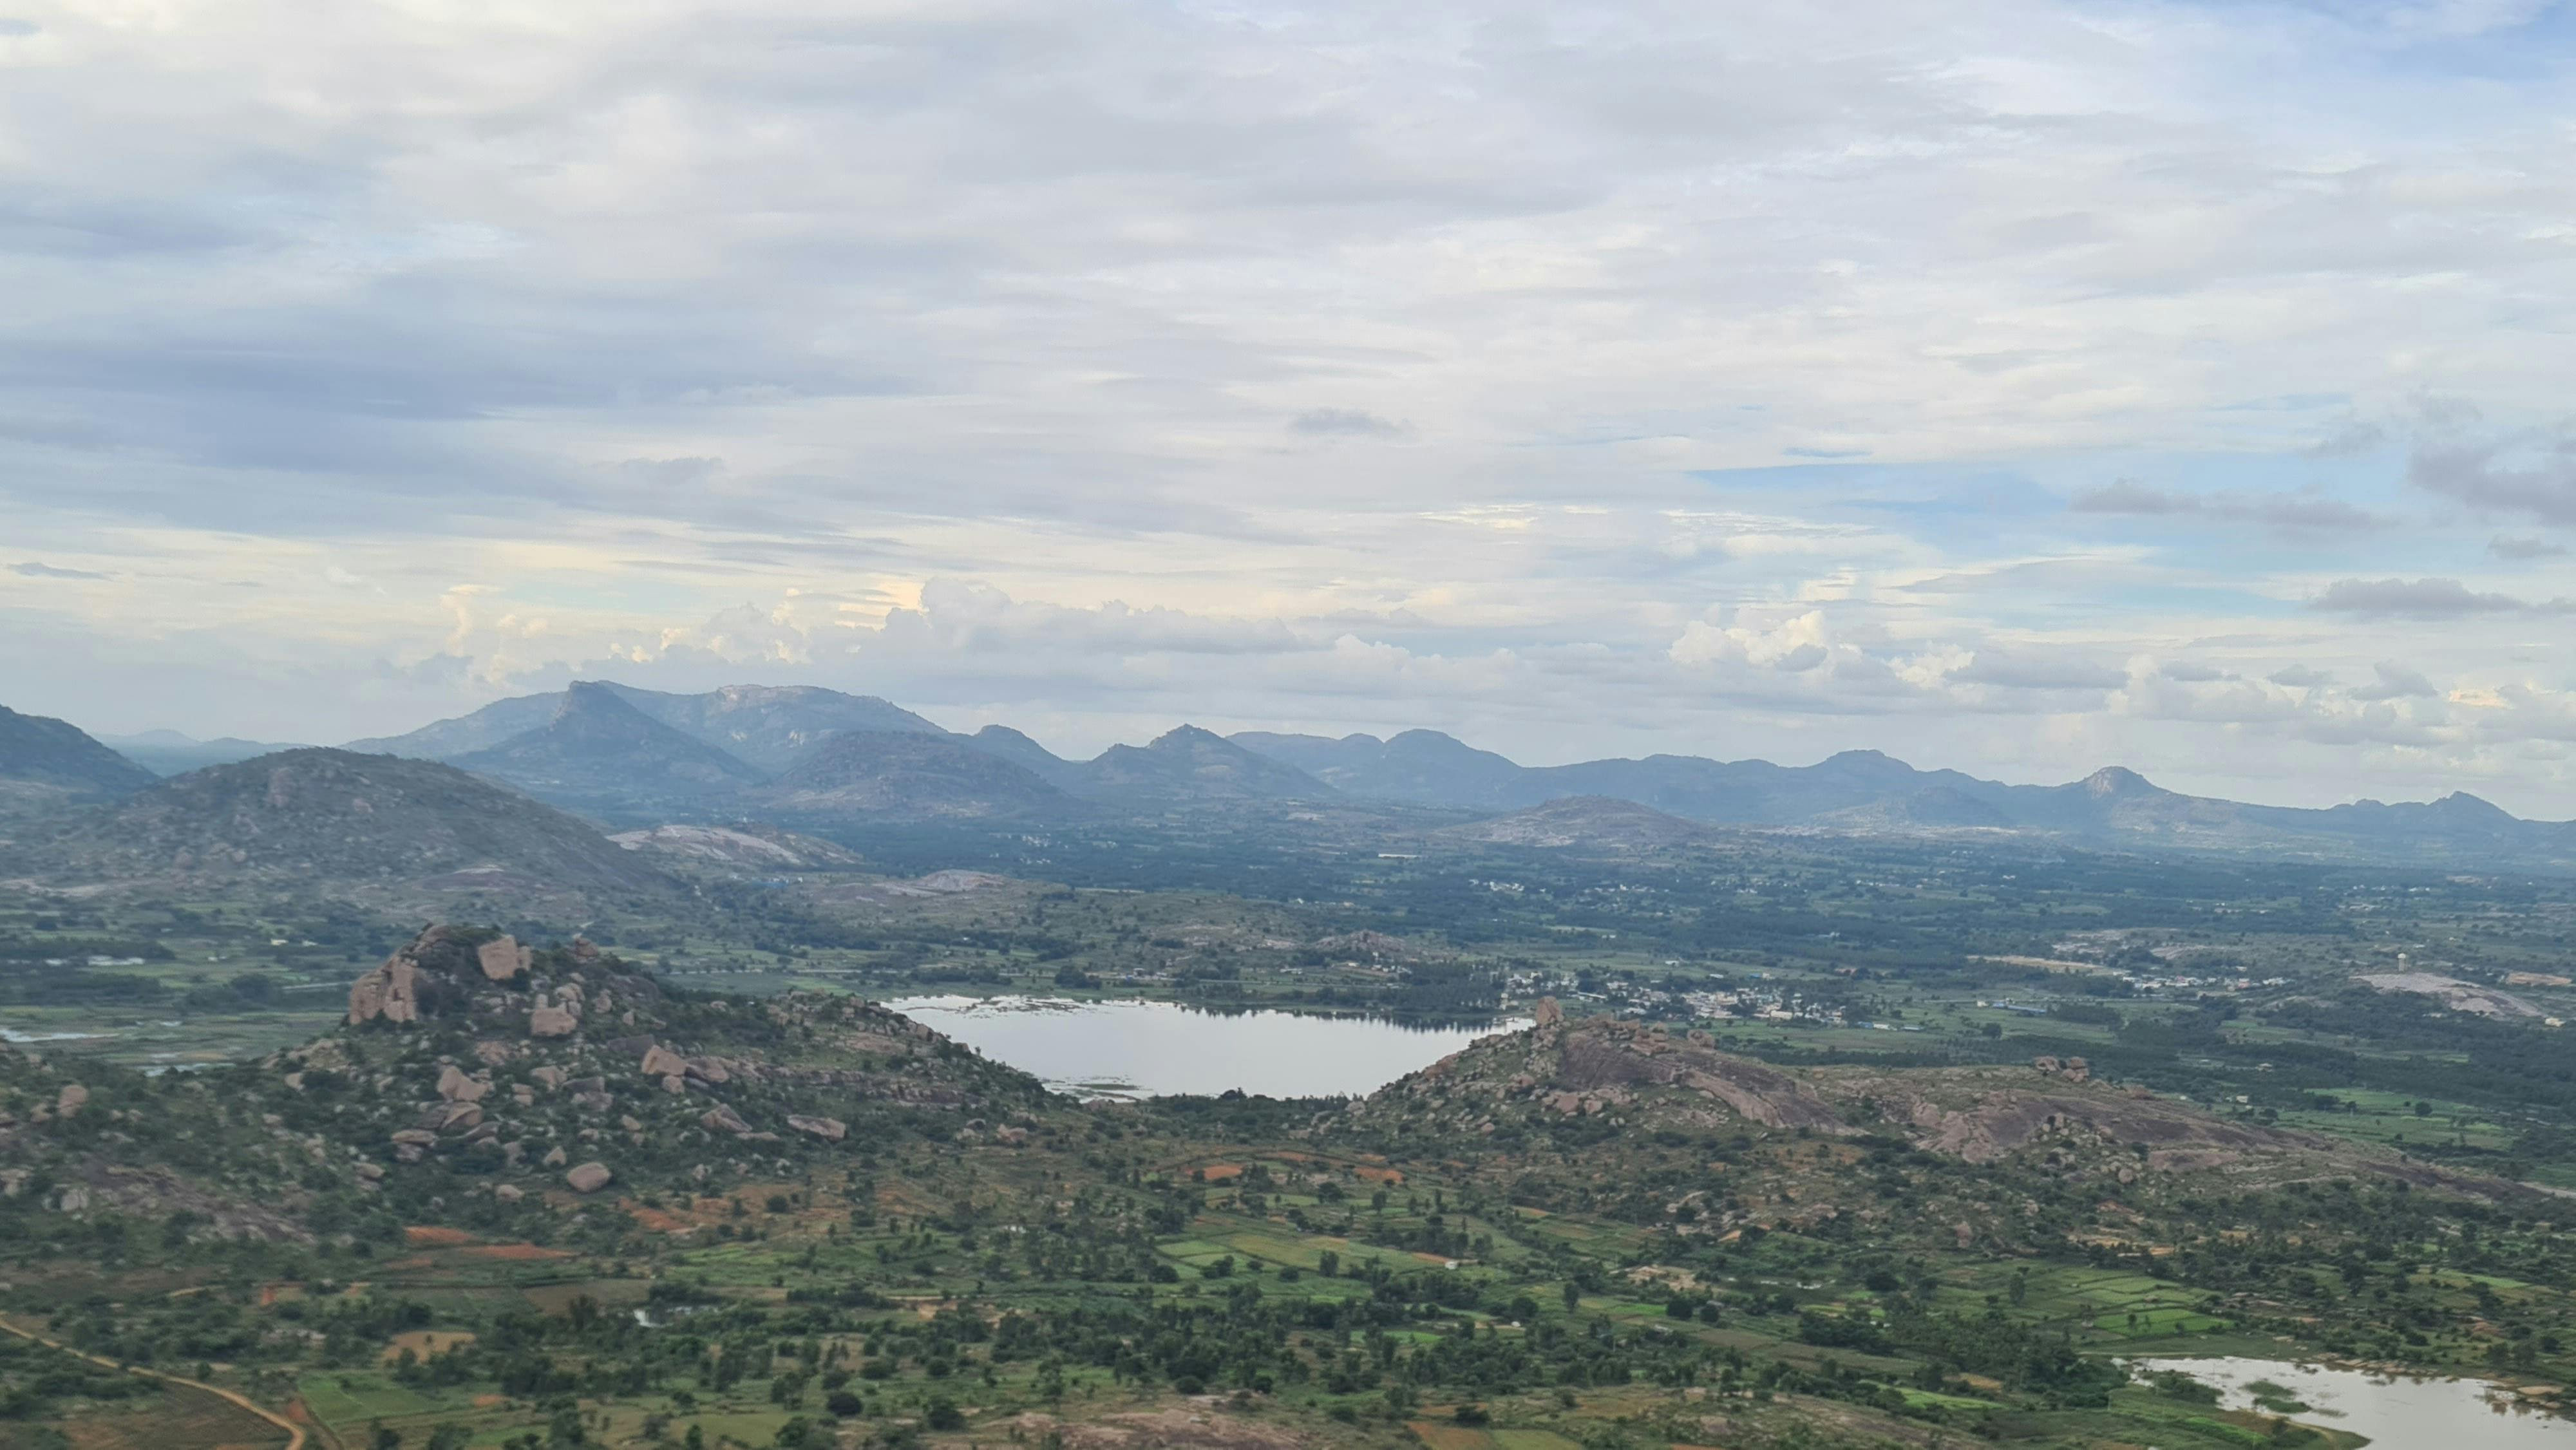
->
[0,1313,307,1450]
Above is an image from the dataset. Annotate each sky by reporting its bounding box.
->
[8,1,2576,812]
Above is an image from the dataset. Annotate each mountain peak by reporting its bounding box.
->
[2429,790,2512,820]
[2079,766,2158,798]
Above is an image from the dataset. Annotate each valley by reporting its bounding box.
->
[6,688,2576,1449]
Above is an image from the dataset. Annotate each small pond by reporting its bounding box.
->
[2132,1356,2576,1445]
[884,995,1522,1099]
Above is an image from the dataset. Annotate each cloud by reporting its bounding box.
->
[2408,428,2576,523]
[2159,661,2233,683]
[2349,661,2438,701]
[2070,480,2198,516]
[2309,578,2527,617]
[13,0,2576,807]
[1288,409,1407,439]
[1949,648,2126,691]
[2266,664,2336,688]
[9,561,110,579]
[2490,535,2568,560]
[2069,481,2387,532]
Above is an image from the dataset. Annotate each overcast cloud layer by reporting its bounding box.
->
[9,0,2576,811]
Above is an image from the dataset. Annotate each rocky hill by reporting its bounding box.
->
[446,681,766,818]
[17,748,674,908]
[0,923,1048,1238]
[1337,1010,2533,1248]
[0,703,156,813]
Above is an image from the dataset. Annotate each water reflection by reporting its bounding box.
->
[2133,1357,2576,1445]
[886,995,1524,1100]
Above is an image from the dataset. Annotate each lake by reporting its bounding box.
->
[2132,1357,2576,1446]
[884,995,1523,1099]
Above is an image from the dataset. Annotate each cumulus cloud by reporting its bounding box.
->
[2349,661,2438,701]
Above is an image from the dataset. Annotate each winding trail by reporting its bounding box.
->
[0,1313,306,1450]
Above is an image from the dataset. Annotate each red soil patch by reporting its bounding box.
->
[403,1226,475,1247]
[1354,1165,1406,1184]
[464,1243,573,1261]
[473,1394,506,1408]
[623,1204,692,1233]
[1198,1163,1244,1182]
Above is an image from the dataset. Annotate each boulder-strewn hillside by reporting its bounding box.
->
[1340,1012,2535,1238]
[18,748,674,905]
[0,703,157,806]
[448,681,765,817]
[753,731,1068,819]
[0,924,1048,1239]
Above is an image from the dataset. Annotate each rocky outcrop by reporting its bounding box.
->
[55,1084,88,1119]
[529,1004,578,1038]
[435,1064,489,1102]
[348,951,423,1024]
[1531,997,1564,1029]
[639,1043,688,1078]
[564,1162,612,1194]
[788,1115,847,1142]
[478,935,532,981]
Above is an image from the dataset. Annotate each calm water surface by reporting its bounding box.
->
[885,995,1522,1099]
[2134,1357,2576,1445]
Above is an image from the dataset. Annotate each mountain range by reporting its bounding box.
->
[10,682,2576,870]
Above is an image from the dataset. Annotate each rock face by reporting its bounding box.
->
[529,1004,578,1038]
[788,1115,847,1142]
[564,1162,612,1194]
[1531,997,1564,1030]
[639,1043,688,1078]
[435,1064,489,1102]
[55,1084,89,1118]
[477,935,532,981]
[348,952,423,1024]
